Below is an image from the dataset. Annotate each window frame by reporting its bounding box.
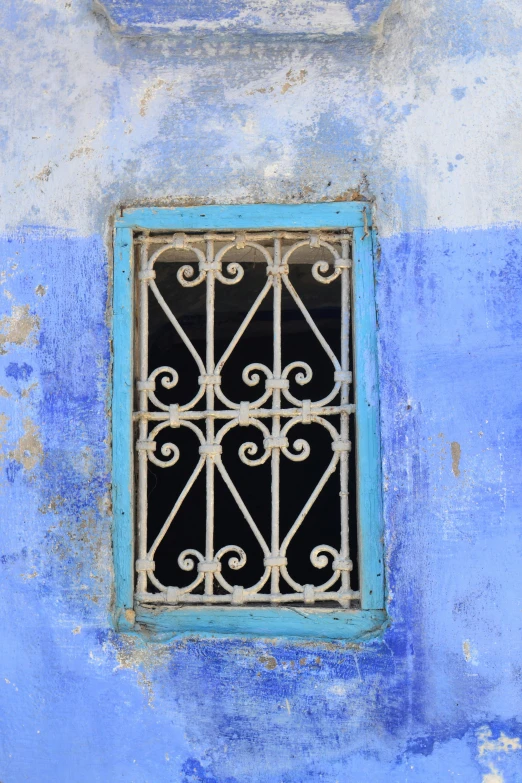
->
[112,203,385,640]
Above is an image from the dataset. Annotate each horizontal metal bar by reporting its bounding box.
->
[135,231,352,244]
[136,590,360,605]
[133,404,355,422]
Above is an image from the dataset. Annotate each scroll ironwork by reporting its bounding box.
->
[133,230,359,607]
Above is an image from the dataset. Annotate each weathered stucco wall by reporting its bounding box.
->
[1,1,522,780]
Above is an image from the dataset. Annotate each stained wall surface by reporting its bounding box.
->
[1,1,522,781]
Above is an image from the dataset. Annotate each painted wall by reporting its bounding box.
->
[1,0,522,780]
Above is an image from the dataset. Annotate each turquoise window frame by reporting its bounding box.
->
[112,203,385,640]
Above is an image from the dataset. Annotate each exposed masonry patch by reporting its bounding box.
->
[111,636,172,672]
[462,639,478,665]
[0,413,8,434]
[106,636,173,708]
[451,441,461,477]
[6,418,43,472]
[35,164,55,182]
[139,78,174,117]
[69,121,107,160]
[280,69,307,95]
[0,304,40,355]
[259,655,277,671]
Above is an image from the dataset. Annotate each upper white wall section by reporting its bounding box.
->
[0,0,521,237]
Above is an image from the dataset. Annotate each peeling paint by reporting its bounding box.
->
[108,634,172,707]
[5,417,43,471]
[139,78,174,117]
[482,763,503,783]
[462,639,478,665]
[0,413,9,434]
[35,164,55,182]
[20,570,38,581]
[476,727,521,783]
[259,655,277,670]
[451,441,461,477]
[0,304,40,355]
[280,68,307,95]
[477,727,521,757]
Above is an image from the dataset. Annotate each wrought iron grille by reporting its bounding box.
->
[133,229,359,608]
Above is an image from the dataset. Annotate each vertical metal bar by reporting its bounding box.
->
[352,224,384,610]
[112,226,135,628]
[270,237,282,596]
[339,238,351,594]
[205,239,215,595]
[137,234,150,595]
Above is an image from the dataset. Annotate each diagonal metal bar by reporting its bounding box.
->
[148,456,206,560]
[215,457,271,557]
[282,275,341,372]
[280,451,339,558]
[215,279,273,378]
[149,279,206,376]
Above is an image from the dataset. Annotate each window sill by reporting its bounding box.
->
[119,605,388,642]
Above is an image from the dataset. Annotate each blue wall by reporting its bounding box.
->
[1,225,520,781]
[1,0,522,780]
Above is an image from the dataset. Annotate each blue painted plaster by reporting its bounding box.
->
[97,0,390,35]
[452,87,467,101]
[0,224,521,781]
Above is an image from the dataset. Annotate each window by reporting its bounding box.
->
[113,204,384,639]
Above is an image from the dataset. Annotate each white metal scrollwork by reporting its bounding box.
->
[133,230,359,607]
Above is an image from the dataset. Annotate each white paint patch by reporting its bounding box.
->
[476,726,521,783]
[477,727,521,757]
[376,52,522,234]
[328,683,348,696]
[482,763,503,783]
